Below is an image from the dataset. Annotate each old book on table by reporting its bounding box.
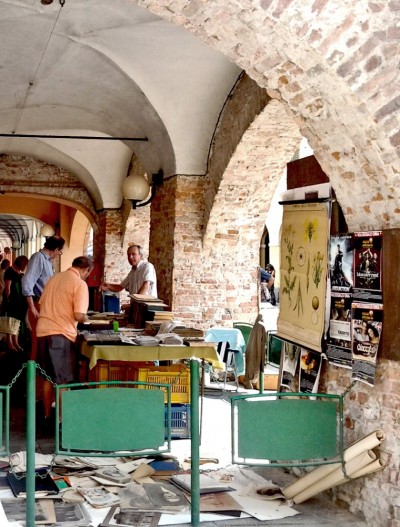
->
[197,491,243,516]
[144,301,169,311]
[146,310,174,321]
[130,294,159,303]
[93,466,131,484]
[148,459,180,476]
[7,468,60,498]
[170,473,234,495]
[184,340,216,347]
[0,498,57,524]
[142,481,189,511]
[100,505,161,527]
[77,485,122,508]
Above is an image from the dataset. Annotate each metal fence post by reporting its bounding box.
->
[26,360,36,527]
[190,359,200,526]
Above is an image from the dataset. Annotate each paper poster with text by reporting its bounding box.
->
[351,302,383,386]
[330,234,353,292]
[327,293,352,368]
[277,202,330,352]
[353,231,382,302]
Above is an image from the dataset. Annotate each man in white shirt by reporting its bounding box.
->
[101,244,157,297]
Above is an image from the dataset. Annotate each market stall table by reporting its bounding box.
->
[79,341,224,525]
[80,341,224,381]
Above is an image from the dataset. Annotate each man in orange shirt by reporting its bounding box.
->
[37,256,93,424]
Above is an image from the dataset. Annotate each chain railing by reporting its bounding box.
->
[2,358,204,527]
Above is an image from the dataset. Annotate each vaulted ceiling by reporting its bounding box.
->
[0,0,241,218]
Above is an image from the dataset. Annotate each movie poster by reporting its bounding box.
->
[326,293,352,368]
[299,349,322,393]
[329,234,353,292]
[277,202,330,352]
[351,302,383,386]
[353,231,382,302]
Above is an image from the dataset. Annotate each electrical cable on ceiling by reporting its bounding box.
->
[0,133,148,141]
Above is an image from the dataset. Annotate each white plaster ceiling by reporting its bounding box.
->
[0,0,241,210]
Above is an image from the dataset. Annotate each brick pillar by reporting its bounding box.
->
[149,175,206,324]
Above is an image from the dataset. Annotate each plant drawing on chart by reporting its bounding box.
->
[304,219,318,243]
[282,225,296,305]
[312,251,324,288]
[293,281,304,317]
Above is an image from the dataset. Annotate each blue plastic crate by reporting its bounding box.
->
[165,404,190,439]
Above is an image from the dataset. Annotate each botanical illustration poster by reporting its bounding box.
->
[277,202,330,352]
[353,231,383,302]
[299,348,322,393]
[326,292,353,368]
[330,234,353,292]
[351,302,383,386]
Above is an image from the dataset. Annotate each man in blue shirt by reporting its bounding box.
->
[22,235,65,360]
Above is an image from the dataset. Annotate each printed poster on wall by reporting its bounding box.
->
[351,302,383,386]
[279,342,301,391]
[326,292,352,368]
[299,348,322,393]
[353,231,382,302]
[329,234,353,292]
[277,202,330,352]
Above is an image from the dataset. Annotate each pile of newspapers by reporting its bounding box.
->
[131,335,159,346]
[131,334,184,346]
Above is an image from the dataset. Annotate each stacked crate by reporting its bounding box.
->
[138,366,190,438]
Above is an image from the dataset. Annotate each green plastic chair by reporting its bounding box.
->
[233,322,253,346]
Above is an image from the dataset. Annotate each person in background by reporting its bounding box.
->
[21,235,65,359]
[36,256,93,424]
[3,255,29,351]
[100,244,157,297]
[0,259,11,311]
[265,263,276,306]
[259,264,275,305]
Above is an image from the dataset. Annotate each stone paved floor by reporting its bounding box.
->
[8,393,369,527]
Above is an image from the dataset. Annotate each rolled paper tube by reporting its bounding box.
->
[291,450,376,505]
[282,429,385,499]
[336,458,385,486]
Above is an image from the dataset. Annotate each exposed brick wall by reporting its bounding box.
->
[148,75,301,327]
[133,4,400,523]
[321,360,400,527]
[138,0,400,232]
[0,155,96,219]
[203,97,302,323]
[149,175,207,321]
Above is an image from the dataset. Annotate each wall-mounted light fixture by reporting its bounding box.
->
[40,224,55,238]
[121,170,164,209]
[11,237,24,250]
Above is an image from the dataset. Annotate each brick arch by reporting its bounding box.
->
[0,155,97,222]
[138,0,400,231]
[202,98,302,320]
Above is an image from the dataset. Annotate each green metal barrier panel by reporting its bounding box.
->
[266,331,283,368]
[56,383,169,456]
[0,391,4,453]
[231,393,343,467]
[0,387,10,456]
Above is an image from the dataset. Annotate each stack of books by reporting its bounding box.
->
[174,328,205,340]
[128,295,171,328]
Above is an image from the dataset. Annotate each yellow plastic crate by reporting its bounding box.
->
[137,368,190,404]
